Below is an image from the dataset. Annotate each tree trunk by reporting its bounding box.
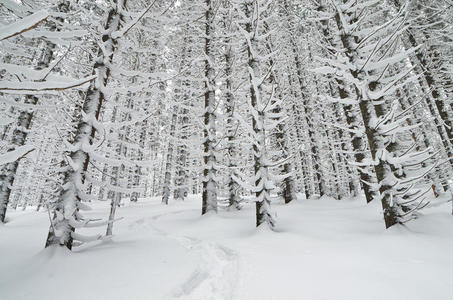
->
[0,3,63,222]
[201,0,218,215]
[45,1,125,249]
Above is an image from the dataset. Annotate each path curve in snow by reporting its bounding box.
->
[146,209,244,300]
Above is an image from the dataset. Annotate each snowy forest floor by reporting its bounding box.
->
[1,195,452,300]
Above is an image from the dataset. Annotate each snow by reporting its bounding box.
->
[0,75,97,93]
[0,0,32,17]
[0,145,35,165]
[0,115,15,126]
[1,195,452,300]
[22,30,88,39]
[0,10,49,41]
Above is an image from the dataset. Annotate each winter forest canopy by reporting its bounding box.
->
[0,0,453,298]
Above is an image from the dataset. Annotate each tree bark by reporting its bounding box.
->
[201,0,218,215]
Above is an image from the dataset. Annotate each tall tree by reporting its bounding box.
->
[317,0,436,228]
[238,0,289,228]
[45,0,126,249]
[201,0,218,215]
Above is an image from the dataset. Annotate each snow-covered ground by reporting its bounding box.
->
[1,195,452,300]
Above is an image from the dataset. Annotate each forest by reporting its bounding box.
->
[0,0,452,299]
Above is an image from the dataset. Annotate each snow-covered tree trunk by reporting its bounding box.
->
[173,41,192,202]
[0,1,69,223]
[222,1,241,210]
[313,1,376,202]
[329,0,433,228]
[240,0,279,228]
[292,44,325,197]
[280,1,326,197]
[391,0,453,172]
[162,110,177,205]
[173,106,189,201]
[224,45,241,209]
[106,189,121,236]
[396,86,446,191]
[0,104,35,222]
[201,0,218,215]
[262,17,296,204]
[342,102,375,202]
[286,72,311,199]
[45,0,125,249]
[275,117,297,204]
[331,102,360,197]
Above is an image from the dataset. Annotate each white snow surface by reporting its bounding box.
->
[0,195,452,300]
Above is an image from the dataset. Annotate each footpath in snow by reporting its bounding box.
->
[1,195,452,300]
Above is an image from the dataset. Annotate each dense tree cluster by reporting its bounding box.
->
[0,0,452,250]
